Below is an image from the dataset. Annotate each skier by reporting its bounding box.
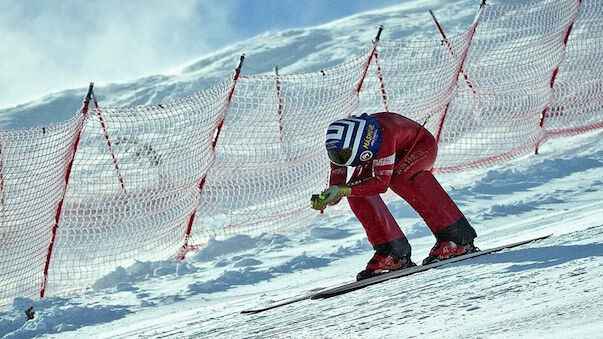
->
[310,112,478,280]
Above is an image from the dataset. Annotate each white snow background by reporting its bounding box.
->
[1,0,602,338]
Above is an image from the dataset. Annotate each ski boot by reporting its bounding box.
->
[422,216,479,265]
[357,238,416,281]
[422,240,479,265]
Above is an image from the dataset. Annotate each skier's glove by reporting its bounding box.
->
[319,185,352,205]
[310,194,327,211]
[310,185,351,210]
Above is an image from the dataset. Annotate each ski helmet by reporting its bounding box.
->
[325,113,382,166]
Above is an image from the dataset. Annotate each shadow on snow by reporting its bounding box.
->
[453,243,603,272]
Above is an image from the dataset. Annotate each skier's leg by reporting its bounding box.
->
[348,194,415,280]
[389,133,476,243]
[347,164,411,264]
[348,195,405,246]
[391,171,474,241]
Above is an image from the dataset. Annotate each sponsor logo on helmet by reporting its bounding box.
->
[360,150,373,162]
[362,124,375,149]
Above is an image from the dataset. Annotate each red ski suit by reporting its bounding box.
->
[329,112,465,247]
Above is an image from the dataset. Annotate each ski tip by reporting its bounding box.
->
[535,233,554,241]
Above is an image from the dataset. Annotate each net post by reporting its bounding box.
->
[177,54,246,260]
[0,124,4,222]
[370,25,389,113]
[82,82,94,115]
[40,83,93,298]
[373,49,390,113]
[429,9,479,100]
[356,25,383,94]
[435,5,482,145]
[275,66,284,144]
[535,0,582,154]
[91,91,128,194]
[213,54,245,148]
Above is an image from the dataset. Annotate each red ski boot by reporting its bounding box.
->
[423,216,479,265]
[356,238,416,281]
[422,241,478,265]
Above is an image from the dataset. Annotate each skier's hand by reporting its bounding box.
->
[327,197,342,206]
[310,185,351,210]
[319,185,351,205]
[310,194,327,210]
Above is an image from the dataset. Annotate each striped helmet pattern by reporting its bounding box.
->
[325,113,382,166]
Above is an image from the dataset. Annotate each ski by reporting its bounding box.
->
[241,234,551,314]
[240,292,318,314]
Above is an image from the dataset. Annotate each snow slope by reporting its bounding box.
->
[1,128,600,339]
[1,0,602,338]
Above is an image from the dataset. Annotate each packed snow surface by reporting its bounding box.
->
[1,131,600,338]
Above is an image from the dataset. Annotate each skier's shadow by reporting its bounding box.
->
[453,243,603,272]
